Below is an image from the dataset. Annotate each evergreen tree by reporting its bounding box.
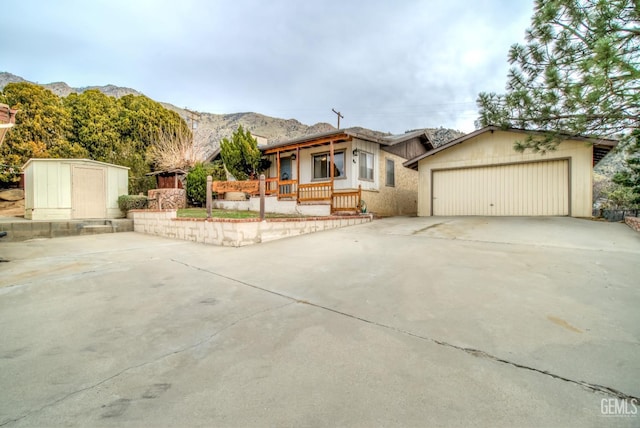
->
[219,125,263,180]
[0,83,86,183]
[64,89,121,162]
[116,95,190,193]
[477,0,639,152]
[613,130,640,205]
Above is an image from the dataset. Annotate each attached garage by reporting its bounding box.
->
[23,159,129,220]
[404,127,617,218]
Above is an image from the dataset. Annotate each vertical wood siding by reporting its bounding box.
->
[72,166,107,218]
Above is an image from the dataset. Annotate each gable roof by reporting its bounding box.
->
[262,128,433,155]
[403,126,619,170]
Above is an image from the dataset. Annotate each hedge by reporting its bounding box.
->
[118,195,149,213]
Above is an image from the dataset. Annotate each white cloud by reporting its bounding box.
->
[4,0,535,133]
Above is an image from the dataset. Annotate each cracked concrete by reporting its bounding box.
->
[1,301,293,427]
[169,258,640,402]
[0,216,639,427]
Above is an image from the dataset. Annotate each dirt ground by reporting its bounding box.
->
[0,198,24,218]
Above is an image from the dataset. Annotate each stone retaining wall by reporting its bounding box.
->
[148,189,186,210]
[130,210,372,247]
[624,216,640,232]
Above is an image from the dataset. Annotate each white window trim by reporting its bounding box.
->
[359,150,375,182]
[311,150,346,181]
[385,158,395,187]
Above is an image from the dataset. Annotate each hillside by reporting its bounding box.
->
[0,72,465,157]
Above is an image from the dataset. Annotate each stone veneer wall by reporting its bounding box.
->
[148,189,186,210]
[130,210,372,247]
[361,151,419,216]
[624,216,640,232]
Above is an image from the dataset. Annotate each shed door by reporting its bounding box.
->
[72,166,106,219]
[432,159,569,216]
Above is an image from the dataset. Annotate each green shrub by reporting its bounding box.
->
[186,161,226,206]
[129,175,157,195]
[118,195,149,214]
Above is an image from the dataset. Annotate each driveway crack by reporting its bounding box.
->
[0,300,292,427]
[170,258,639,403]
[303,301,639,402]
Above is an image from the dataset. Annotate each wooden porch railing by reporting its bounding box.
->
[332,185,362,213]
[265,178,279,195]
[298,182,332,202]
[213,179,362,213]
[278,180,298,199]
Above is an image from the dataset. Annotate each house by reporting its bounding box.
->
[23,159,129,220]
[0,103,17,146]
[255,128,433,216]
[403,126,618,217]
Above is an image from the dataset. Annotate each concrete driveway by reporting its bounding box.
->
[1,217,639,427]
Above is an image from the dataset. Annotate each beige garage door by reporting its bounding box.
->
[72,166,106,219]
[432,159,569,216]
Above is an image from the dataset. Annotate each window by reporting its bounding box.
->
[359,151,374,181]
[313,150,345,180]
[386,158,395,187]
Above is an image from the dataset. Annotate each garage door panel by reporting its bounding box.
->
[432,160,569,216]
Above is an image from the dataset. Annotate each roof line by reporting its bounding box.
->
[263,128,434,152]
[22,158,130,170]
[403,125,619,170]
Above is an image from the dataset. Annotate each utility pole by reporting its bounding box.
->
[184,108,201,135]
[332,108,344,129]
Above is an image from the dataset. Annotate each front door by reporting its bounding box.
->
[280,157,292,180]
[279,157,293,196]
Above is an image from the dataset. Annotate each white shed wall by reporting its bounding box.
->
[23,159,128,220]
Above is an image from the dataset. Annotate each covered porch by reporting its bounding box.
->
[212,132,362,214]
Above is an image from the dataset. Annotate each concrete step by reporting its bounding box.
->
[0,219,134,242]
[80,225,115,235]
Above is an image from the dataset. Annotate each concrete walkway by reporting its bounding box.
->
[0,217,638,427]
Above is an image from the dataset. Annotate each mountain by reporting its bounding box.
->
[0,72,142,99]
[0,71,476,157]
[161,104,337,152]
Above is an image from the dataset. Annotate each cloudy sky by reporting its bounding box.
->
[4,0,534,134]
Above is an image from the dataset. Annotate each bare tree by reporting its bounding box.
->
[147,126,208,170]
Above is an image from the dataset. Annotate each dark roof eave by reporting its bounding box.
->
[146,168,188,176]
[261,127,440,154]
[403,125,619,169]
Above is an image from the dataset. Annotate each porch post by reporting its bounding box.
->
[276,150,281,198]
[259,174,265,220]
[329,141,335,214]
[296,146,300,202]
[329,140,334,188]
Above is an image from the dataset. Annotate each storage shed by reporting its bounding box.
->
[23,159,129,220]
[404,127,617,218]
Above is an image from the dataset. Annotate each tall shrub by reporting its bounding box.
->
[186,161,225,206]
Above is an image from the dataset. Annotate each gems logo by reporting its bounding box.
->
[601,398,638,417]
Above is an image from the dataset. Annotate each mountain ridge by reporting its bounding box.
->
[0,72,337,147]
[0,71,465,155]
